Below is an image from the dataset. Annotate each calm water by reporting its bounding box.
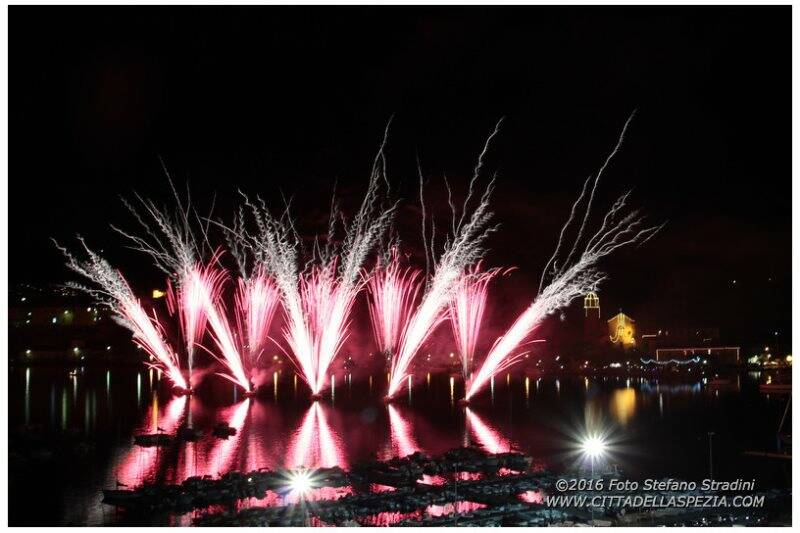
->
[8,365,791,525]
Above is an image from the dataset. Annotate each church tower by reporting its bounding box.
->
[584,292,600,319]
[583,292,604,342]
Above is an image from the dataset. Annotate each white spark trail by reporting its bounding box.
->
[387,121,503,398]
[466,114,662,400]
[55,238,188,391]
[221,123,397,394]
[111,174,215,383]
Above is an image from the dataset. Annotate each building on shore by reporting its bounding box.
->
[607,312,636,348]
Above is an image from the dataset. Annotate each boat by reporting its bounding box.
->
[213,423,237,439]
[177,426,204,441]
[134,433,174,447]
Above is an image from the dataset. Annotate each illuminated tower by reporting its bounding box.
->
[583,292,604,342]
[584,292,600,318]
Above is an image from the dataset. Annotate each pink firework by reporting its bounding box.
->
[166,273,212,387]
[191,263,253,393]
[121,296,189,391]
[464,304,537,401]
[282,262,359,395]
[56,238,189,391]
[448,264,507,380]
[386,282,451,398]
[466,116,662,400]
[234,269,280,365]
[386,127,500,399]
[367,254,423,356]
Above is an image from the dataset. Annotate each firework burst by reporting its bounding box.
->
[234,268,280,366]
[188,261,255,393]
[449,263,509,381]
[386,121,503,399]
[55,238,188,391]
[222,123,396,395]
[366,250,423,357]
[465,113,663,400]
[112,175,216,386]
[165,273,209,386]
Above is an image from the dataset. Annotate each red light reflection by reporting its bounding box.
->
[207,399,250,475]
[287,402,346,469]
[465,407,511,454]
[116,394,186,486]
[518,490,544,503]
[427,501,487,517]
[387,404,420,458]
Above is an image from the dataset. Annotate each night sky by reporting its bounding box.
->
[10,6,790,350]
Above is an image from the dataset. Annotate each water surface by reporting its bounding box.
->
[8,366,790,525]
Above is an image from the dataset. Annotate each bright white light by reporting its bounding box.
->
[581,435,607,459]
[288,469,314,496]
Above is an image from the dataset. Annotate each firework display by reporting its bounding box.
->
[57,118,657,401]
[367,250,423,358]
[55,238,188,391]
[464,115,662,401]
[449,263,506,381]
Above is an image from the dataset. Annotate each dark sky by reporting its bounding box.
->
[10,6,790,349]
